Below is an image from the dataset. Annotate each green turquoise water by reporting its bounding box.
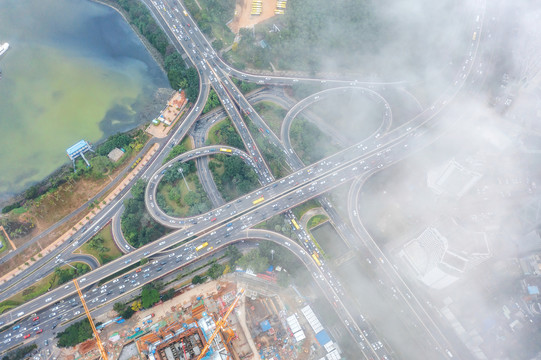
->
[0,0,169,198]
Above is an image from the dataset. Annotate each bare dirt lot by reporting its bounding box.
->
[229,0,280,33]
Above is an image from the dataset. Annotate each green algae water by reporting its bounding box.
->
[0,0,169,199]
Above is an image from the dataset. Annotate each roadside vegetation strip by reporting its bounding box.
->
[292,199,320,219]
[290,118,341,165]
[243,115,291,179]
[79,222,123,266]
[231,78,261,95]
[307,214,328,229]
[1,343,37,360]
[206,118,246,151]
[163,136,193,164]
[252,101,288,135]
[0,262,90,313]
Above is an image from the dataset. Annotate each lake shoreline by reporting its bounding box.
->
[0,0,173,209]
[0,86,173,209]
[89,0,167,73]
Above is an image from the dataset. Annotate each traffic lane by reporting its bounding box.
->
[145,145,262,227]
[111,205,134,254]
[348,177,460,357]
[1,83,442,326]
[0,197,126,303]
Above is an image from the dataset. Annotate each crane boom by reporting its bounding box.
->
[196,288,245,360]
[73,279,109,360]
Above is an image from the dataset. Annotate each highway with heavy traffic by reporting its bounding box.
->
[0,0,488,358]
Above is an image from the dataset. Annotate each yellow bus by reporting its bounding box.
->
[252,196,264,205]
[472,32,477,40]
[312,253,321,266]
[291,219,300,230]
[220,148,232,153]
[195,242,209,251]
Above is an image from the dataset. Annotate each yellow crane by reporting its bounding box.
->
[73,279,109,360]
[196,288,245,360]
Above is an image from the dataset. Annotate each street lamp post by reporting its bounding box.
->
[178,167,190,191]
[58,259,77,271]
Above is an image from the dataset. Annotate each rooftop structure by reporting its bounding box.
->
[66,139,93,169]
[107,148,124,162]
[301,305,339,358]
[400,219,491,289]
[427,159,482,198]
[286,314,306,342]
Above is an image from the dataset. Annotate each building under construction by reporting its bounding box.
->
[136,287,245,360]
[136,316,233,360]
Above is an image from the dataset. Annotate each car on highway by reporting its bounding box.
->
[36,329,43,334]
[32,316,39,322]
[24,334,31,339]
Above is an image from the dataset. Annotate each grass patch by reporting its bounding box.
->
[157,176,196,217]
[164,136,193,163]
[156,161,212,217]
[292,199,319,219]
[0,233,8,255]
[206,118,246,151]
[0,300,21,314]
[307,214,328,229]
[244,116,291,179]
[254,214,298,240]
[209,154,259,202]
[79,223,123,265]
[290,118,341,164]
[253,101,288,135]
[231,78,262,95]
[10,207,28,215]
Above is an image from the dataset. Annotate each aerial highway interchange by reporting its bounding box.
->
[0,0,489,358]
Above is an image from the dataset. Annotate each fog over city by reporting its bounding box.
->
[2,0,541,358]
[291,0,541,358]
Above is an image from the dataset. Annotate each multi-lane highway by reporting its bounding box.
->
[0,0,488,357]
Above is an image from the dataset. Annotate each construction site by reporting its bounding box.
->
[61,273,339,360]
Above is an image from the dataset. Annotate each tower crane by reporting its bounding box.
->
[73,279,109,360]
[196,288,245,360]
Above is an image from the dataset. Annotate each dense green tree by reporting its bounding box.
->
[2,344,37,360]
[161,288,175,301]
[192,275,206,284]
[207,262,225,280]
[121,180,170,248]
[225,245,242,265]
[56,319,95,348]
[113,302,126,314]
[141,285,161,308]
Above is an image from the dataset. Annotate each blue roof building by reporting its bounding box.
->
[260,320,271,332]
[315,330,331,346]
[66,140,92,169]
